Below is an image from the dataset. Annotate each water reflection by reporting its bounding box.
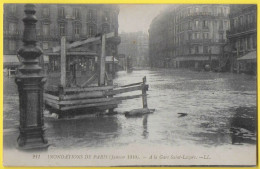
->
[142,114,149,139]
[45,116,121,149]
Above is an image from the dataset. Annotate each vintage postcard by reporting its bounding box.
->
[2,3,257,166]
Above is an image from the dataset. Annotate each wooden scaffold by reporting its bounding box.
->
[44,32,150,117]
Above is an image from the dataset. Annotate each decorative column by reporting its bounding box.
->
[15,4,49,150]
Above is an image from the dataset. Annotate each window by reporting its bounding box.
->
[188,21,192,29]
[87,24,96,36]
[9,40,16,51]
[195,20,199,28]
[219,20,223,29]
[224,21,228,29]
[195,33,200,39]
[239,16,243,25]
[219,33,223,40]
[253,35,256,49]
[203,33,209,39]
[42,7,49,17]
[74,22,81,35]
[234,18,238,28]
[195,45,199,53]
[219,7,223,15]
[188,33,192,40]
[58,7,65,18]
[240,39,243,50]
[43,42,48,50]
[247,37,251,50]
[187,8,192,15]
[195,7,199,13]
[73,8,80,19]
[59,23,65,36]
[203,46,208,53]
[42,24,50,36]
[87,9,97,21]
[8,23,16,34]
[202,20,208,28]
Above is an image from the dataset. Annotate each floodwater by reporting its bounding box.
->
[3,68,257,150]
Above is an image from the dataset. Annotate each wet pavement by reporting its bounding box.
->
[3,68,257,150]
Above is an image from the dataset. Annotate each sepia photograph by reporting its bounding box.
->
[3,3,257,166]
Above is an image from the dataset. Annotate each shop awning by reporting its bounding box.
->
[94,56,119,63]
[237,51,256,61]
[105,56,119,63]
[3,55,20,67]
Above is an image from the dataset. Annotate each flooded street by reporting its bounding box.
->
[3,69,257,150]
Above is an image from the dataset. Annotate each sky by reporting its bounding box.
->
[118,4,168,34]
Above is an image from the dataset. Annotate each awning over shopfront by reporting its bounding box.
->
[3,55,20,67]
[95,56,119,63]
[237,51,256,61]
[105,56,119,63]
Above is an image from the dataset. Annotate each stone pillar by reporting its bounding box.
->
[16,4,49,150]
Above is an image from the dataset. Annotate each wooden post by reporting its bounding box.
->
[142,76,148,108]
[60,36,66,87]
[16,4,49,150]
[99,34,106,86]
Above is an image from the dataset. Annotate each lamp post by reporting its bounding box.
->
[15,4,49,150]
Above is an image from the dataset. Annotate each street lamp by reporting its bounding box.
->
[16,4,49,150]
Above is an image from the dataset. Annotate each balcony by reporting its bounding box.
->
[227,23,256,36]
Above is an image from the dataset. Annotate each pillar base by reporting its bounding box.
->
[17,127,49,151]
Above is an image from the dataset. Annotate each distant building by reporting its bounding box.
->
[118,31,149,67]
[4,4,120,73]
[149,4,230,69]
[226,5,256,74]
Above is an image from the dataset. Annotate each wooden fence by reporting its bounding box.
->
[44,76,148,113]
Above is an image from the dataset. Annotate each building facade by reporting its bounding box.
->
[118,31,149,67]
[149,4,230,69]
[226,5,257,74]
[4,4,120,73]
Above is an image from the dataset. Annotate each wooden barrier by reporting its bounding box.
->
[44,76,149,113]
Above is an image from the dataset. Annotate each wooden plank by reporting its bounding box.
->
[119,82,143,88]
[60,36,66,87]
[63,91,105,100]
[114,94,145,101]
[105,32,115,39]
[64,86,114,92]
[59,97,114,105]
[107,85,147,95]
[60,100,121,111]
[53,36,101,52]
[45,99,60,109]
[44,93,59,101]
[99,34,106,86]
